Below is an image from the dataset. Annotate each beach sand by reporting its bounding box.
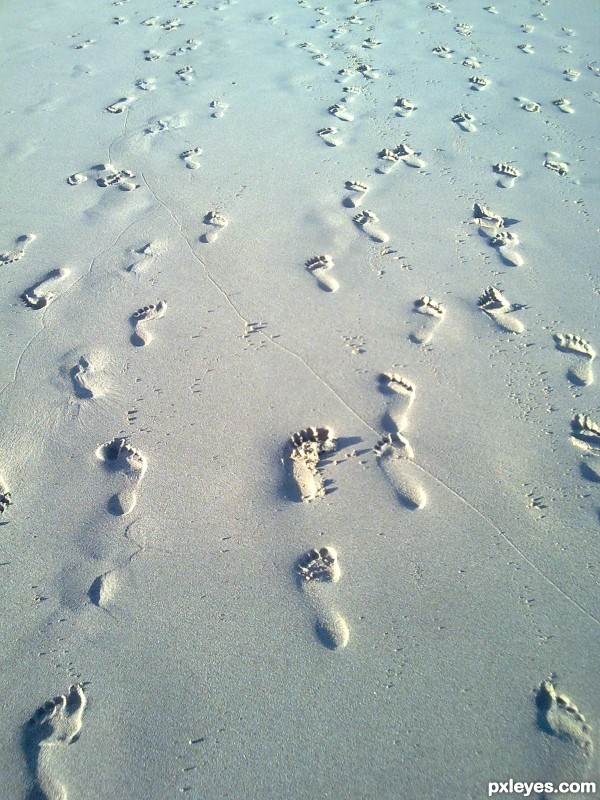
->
[0,0,598,797]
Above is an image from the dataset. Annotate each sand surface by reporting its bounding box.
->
[1,0,599,797]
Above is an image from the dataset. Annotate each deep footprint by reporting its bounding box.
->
[285,426,336,501]
[23,684,87,800]
[131,301,167,346]
[96,437,148,515]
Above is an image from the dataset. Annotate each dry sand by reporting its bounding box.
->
[0,0,599,797]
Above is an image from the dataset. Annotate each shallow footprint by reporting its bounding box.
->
[131,300,167,346]
[374,434,426,510]
[410,296,445,345]
[23,684,87,800]
[553,333,595,386]
[343,180,369,208]
[353,210,389,243]
[21,267,70,310]
[296,547,350,650]
[305,254,339,293]
[452,111,477,132]
[200,211,228,243]
[493,162,521,189]
[317,126,342,147]
[378,373,415,433]
[0,233,36,265]
[96,437,148,515]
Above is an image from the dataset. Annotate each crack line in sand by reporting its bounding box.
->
[139,173,599,629]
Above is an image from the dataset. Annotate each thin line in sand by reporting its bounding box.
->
[139,174,600,630]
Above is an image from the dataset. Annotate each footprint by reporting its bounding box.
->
[209,99,228,118]
[432,45,453,58]
[478,287,525,334]
[563,69,580,82]
[135,77,156,91]
[570,414,600,457]
[518,98,541,113]
[493,162,520,189]
[285,426,336,502]
[296,547,350,650]
[96,168,138,191]
[126,241,160,274]
[376,148,402,175]
[21,267,70,310]
[454,22,473,36]
[317,126,342,147]
[378,373,415,433]
[305,254,339,293]
[0,233,36,266]
[353,210,389,243]
[427,3,450,11]
[536,679,593,755]
[452,111,477,132]
[105,96,135,114]
[200,211,228,243]
[96,437,148,516]
[180,147,203,169]
[553,334,595,386]
[0,473,12,516]
[544,153,569,177]
[144,49,163,61]
[89,571,118,609]
[394,97,416,117]
[463,57,481,69]
[374,434,426,510]
[328,103,354,122]
[176,66,195,82]
[131,301,167,346]
[343,180,369,208]
[469,75,491,91]
[410,296,445,345]
[69,352,113,401]
[553,97,575,114]
[23,684,87,800]
[518,43,535,54]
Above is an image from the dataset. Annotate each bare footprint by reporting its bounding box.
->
[394,97,416,117]
[96,167,138,191]
[23,684,87,800]
[378,373,415,433]
[374,434,426,510]
[570,414,600,460]
[180,147,203,169]
[536,679,593,755]
[493,162,521,189]
[554,334,595,386]
[96,437,148,516]
[0,233,36,265]
[410,296,445,345]
[21,268,71,310]
[126,241,160,274]
[305,254,339,293]
[285,426,336,502]
[317,126,342,147]
[296,547,350,650]
[105,96,135,114]
[328,103,354,122]
[478,287,525,334]
[200,211,228,243]
[0,472,12,516]
[343,180,369,208]
[131,301,167,346]
[452,111,477,132]
[353,210,389,243]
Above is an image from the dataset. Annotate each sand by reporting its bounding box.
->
[0,0,598,797]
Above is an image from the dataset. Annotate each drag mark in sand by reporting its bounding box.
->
[23,683,87,800]
[137,174,600,629]
[96,437,148,516]
[296,547,350,650]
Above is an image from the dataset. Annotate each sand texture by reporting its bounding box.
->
[0,0,599,797]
